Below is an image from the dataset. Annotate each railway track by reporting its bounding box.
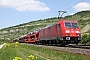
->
[68,45,90,49]
[21,43,90,56]
[64,44,90,49]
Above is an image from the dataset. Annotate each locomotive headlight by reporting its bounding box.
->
[77,35,79,36]
[66,30,70,33]
[76,31,80,33]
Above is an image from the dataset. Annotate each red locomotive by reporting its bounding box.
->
[38,20,81,45]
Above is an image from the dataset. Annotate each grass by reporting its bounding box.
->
[0,43,26,60]
[0,43,90,60]
[0,42,4,45]
[0,43,45,60]
[20,44,90,60]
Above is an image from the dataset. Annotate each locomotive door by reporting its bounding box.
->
[57,24,61,36]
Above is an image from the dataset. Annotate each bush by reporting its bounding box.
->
[80,33,90,45]
[86,42,90,45]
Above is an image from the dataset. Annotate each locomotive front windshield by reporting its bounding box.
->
[72,23,78,28]
[65,22,78,28]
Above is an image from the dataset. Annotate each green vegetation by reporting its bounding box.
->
[0,43,90,60]
[80,34,90,45]
[0,42,4,45]
[87,29,90,33]
[65,10,90,20]
[0,43,45,60]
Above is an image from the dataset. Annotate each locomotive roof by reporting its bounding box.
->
[58,20,78,22]
[42,20,78,29]
[43,22,57,29]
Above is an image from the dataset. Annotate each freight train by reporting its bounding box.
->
[13,20,81,45]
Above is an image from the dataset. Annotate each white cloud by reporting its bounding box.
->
[0,0,50,12]
[70,13,75,15]
[73,2,90,12]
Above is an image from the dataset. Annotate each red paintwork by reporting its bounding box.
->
[61,20,81,37]
[38,20,81,40]
[24,32,39,43]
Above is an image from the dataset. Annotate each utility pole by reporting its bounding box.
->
[58,11,66,20]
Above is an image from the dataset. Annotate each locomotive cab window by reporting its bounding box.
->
[72,23,78,28]
[65,22,78,28]
[65,22,71,28]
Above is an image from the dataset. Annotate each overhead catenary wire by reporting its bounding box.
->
[50,0,73,15]
[42,0,85,19]
[54,0,85,17]
[49,0,73,17]
[41,0,70,18]
[65,0,85,10]
[58,0,73,10]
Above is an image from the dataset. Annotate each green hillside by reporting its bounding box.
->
[65,10,90,20]
[0,10,90,44]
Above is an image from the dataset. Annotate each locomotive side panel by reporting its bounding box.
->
[44,28,49,38]
[50,24,57,39]
[39,29,44,40]
[56,24,62,40]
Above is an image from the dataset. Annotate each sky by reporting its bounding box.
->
[0,0,90,29]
